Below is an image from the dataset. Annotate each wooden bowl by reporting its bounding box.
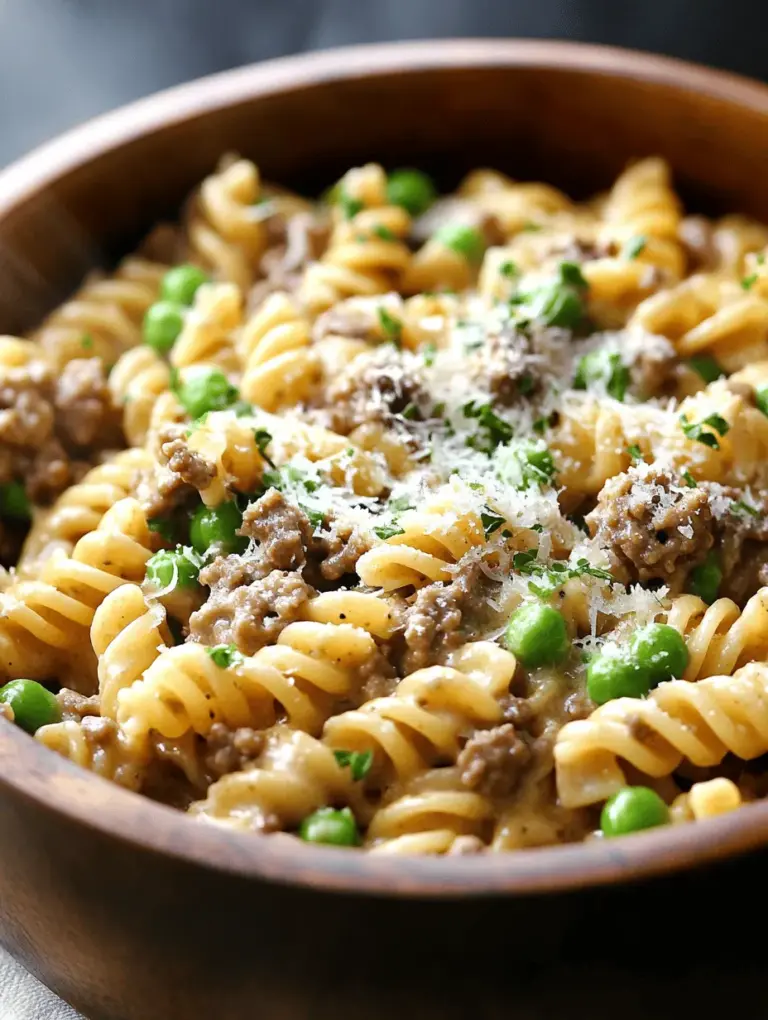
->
[1,40,768,1020]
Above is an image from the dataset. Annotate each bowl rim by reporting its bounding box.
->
[2,38,768,897]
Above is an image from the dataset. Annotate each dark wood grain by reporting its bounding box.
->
[0,39,768,1020]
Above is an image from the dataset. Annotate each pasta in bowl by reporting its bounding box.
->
[5,149,768,858]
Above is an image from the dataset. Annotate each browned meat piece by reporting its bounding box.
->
[189,568,313,655]
[313,519,372,582]
[158,425,217,490]
[457,723,532,798]
[0,356,118,507]
[239,487,314,572]
[629,346,680,400]
[586,466,714,588]
[203,723,266,780]
[703,484,768,603]
[56,689,101,723]
[324,356,428,435]
[483,324,571,407]
[54,357,118,448]
[357,648,399,703]
[400,561,488,674]
[198,553,270,590]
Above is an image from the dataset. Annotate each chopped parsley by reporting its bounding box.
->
[682,469,698,487]
[423,342,437,367]
[374,524,405,540]
[622,235,647,260]
[339,190,364,220]
[742,273,758,291]
[147,517,176,543]
[253,428,276,468]
[573,349,629,402]
[731,498,759,518]
[463,401,514,454]
[207,644,245,669]
[522,221,542,232]
[372,224,396,242]
[388,495,413,513]
[401,402,420,420]
[333,749,373,781]
[80,333,95,351]
[480,508,506,538]
[511,261,588,330]
[499,260,520,279]
[517,373,535,395]
[688,355,725,383]
[513,552,614,597]
[377,307,403,346]
[533,411,559,435]
[679,412,730,450]
[300,504,326,530]
[626,444,644,463]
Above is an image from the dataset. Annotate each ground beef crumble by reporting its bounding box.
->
[702,484,768,603]
[137,424,218,519]
[586,465,713,589]
[189,567,314,655]
[0,356,119,511]
[457,723,532,798]
[203,722,266,780]
[56,689,101,723]
[312,519,372,582]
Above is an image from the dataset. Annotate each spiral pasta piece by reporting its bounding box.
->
[36,718,149,790]
[108,345,172,446]
[169,281,243,373]
[323,642,517,785]
[17,448,153,575]
[117,620,379,745]
[189,725,366,832]
[185,157,267,290]
[238,291,320,410]
[300,164,412,313]
[0,497,154,684]
[91,584,170,720]
[355,494,485,591]
[30,254,167,369]
[555,661,768,807]
[666,589,768,681]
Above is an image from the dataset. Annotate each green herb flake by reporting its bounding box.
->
[499,260,520,279]
[207,644,245,669]
[731,498,759,517]
[372,225,397,242]
[80,333,95,351]
[333,748,373,781]
[518,373,535,395]
[147,517,175,543]
[253,428,276,468]
[423,342,437,367]
[513,552,614,596]
[688,355,725,384]
[377,307,403,347]
[374,524,405,541]
[622,235,647,260]
[401,403,420,421]
[626,444,644,463]
[300,504,326,530]
[679,412,730,450]
[463,400,514,454]
[480,509,506,538]
[339,191,364,220]
[682,470,698,487]
[388,495,413,514]
[742,273,758,291]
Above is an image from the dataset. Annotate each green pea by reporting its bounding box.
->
[587,649,652,705]
[0,679,61,734]
[299,806,361,846]
[0,481,31,520]
[433,223,485,263]
[756,385,768,418]
[143,301,184,354]
[175,366,239,420]
[386,169,437,217]
[630,623,688,682]
[600,786,669,837]
[160,264,210,307]
[688,355,725,384]
[145,547,200,591]
[573,349,629,402]
[503,602,569,668]
[687,551,722,605]
[189,501,247,556]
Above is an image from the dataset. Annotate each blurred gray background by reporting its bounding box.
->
[1,0,767,167]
